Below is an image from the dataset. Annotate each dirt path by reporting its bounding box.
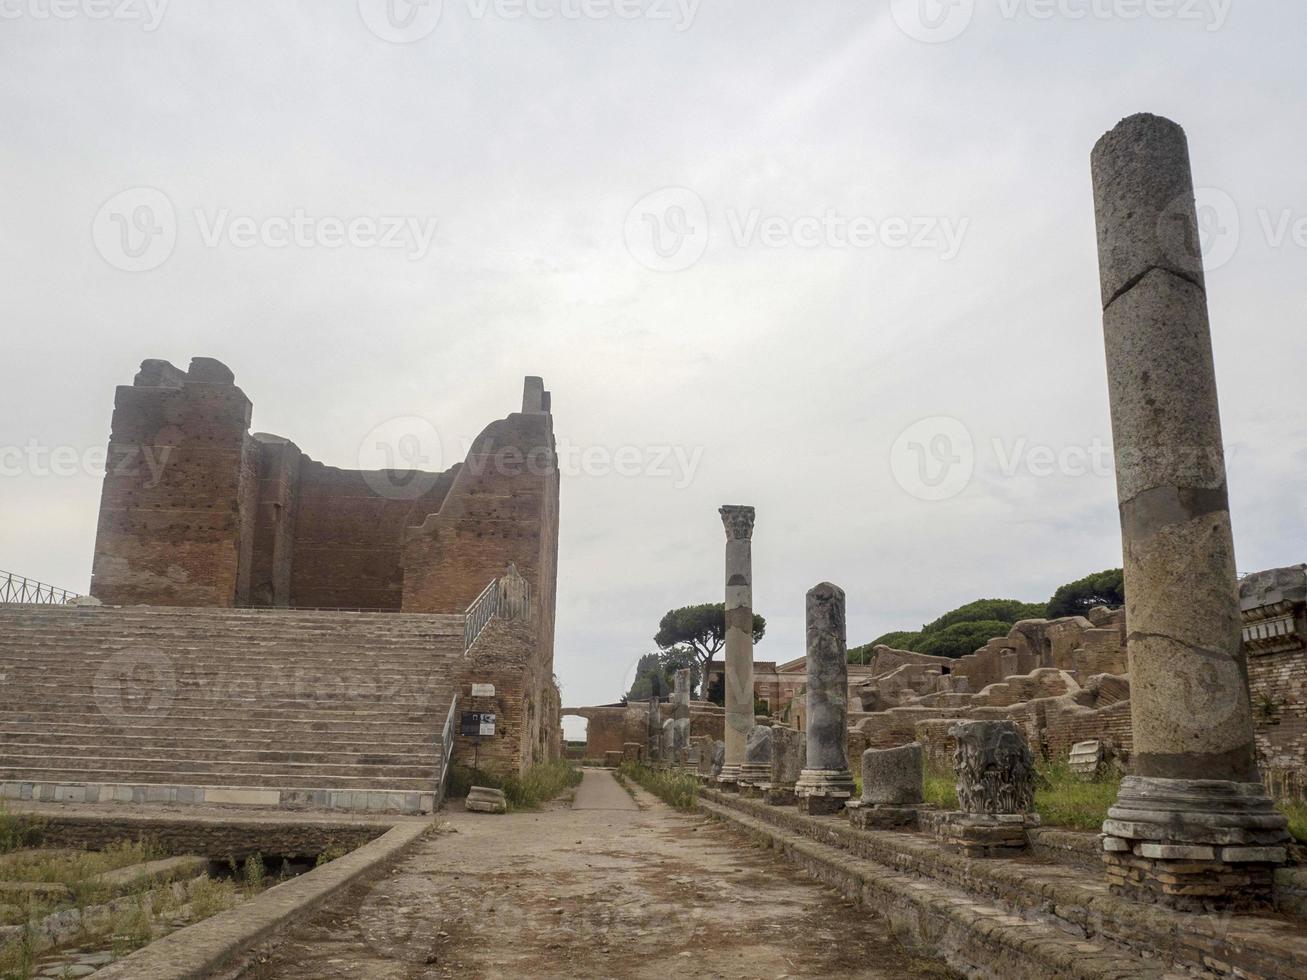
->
[241,770,954,979]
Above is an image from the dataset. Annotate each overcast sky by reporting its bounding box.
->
[3,0,1305,738]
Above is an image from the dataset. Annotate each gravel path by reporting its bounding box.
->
[239,770,955,979]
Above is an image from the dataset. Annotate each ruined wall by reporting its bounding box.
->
[452,615,560,777]
[286,462,455,610]
[91,358,255,606]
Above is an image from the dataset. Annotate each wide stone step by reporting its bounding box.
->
[0,752,435,777]
[1,747,439,773]
[0,715,445,735]
[0,767,435,790]
[0,730,437,751]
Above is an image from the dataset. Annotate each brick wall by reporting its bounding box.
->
[1248,648,1307,775]
[91,358,254,606]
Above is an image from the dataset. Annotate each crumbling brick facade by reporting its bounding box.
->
[88,356,562,779]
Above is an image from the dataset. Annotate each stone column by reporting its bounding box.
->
[718,505,756,788]
[795,582,855,814]
[673,668,692,770]
[646,695,661,765]
[1092,113,1288,909]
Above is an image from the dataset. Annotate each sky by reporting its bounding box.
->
[2,0,1305,741]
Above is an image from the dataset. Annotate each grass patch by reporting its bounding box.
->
[449,760,582,811]
[617,763,698,811]
[1281,801,1307,844]
[922,760,1119,831]
[922,763,959,810]
[1035,762,1120,832]
[0,806,43,856]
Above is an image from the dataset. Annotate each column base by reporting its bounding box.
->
[761,784,797,807]
[846,801,929,831]
[739,763,771,786]
[1102,776,1290,910]
[717,765,743,792]
[795,769,854,815]
[938,812,1037,858]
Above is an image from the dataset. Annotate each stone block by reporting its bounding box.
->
[1219,846,1288,864]
[465,786,508,814]
[1137,843,1216,861]
[860,743,923,806]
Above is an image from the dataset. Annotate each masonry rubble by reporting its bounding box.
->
[1091,112,1289,910]
[760,727,805,806]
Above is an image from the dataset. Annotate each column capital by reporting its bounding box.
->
[719,505,756,541]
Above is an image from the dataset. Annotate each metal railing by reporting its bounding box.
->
[0,570,82,605]
[437,693,458,806]
[462,564,531,653]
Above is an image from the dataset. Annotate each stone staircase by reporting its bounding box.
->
[0,605,466,814]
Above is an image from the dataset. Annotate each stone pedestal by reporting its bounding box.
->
[622,741,643,764]
[758,727,804,807]
[740,724,772,787]
[718,506,756,788]
[849,743,927,830]
[941,721,1036,857]
[1091,113,1288,908]
[794,583,856,816]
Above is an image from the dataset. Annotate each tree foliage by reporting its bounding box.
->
[1046,569,1125,618]
[654,603,766,694]
[857,599,1047,662]
[623,647,700,703]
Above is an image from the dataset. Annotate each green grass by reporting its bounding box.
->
[921,760,1119,831]
[617,763,698,811]
[0,806,43,856]
[449,760,583,811]
[1281,802,1307,844]
[1035,762,1120,832]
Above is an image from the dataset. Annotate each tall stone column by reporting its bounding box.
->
[1092,113,1288,909]
[673,668,692,770]
[646,695,661,765]
[795,582,855,815]
[718,505,756,788]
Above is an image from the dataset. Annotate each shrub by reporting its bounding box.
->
[922,762,959,810]
[0,806,44,855]
[618,762,697,811]
[1282,801,1307,844]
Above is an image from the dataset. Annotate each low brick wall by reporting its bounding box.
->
[27,812,397,862]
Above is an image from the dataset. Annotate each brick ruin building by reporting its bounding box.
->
[0,357,562,814]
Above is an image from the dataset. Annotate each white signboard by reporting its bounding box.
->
[479,713,497,736]
[471,683,495,698]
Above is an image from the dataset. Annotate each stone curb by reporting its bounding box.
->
[700,789,1307,979]
[698,797,1161,980]
[94,821,431,979]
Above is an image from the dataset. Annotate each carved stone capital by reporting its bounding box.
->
[719,505,756,541]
